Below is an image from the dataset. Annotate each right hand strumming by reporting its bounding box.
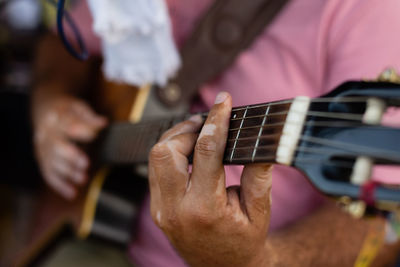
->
[33,95,107,200]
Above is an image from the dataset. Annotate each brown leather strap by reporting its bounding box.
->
[157,0,290,107]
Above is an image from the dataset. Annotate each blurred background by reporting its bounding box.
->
[0,0,41,186]
[0,0,42,265]
[0,1,133,266]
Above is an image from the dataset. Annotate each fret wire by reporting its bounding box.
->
[230,111,288,121]
[229,121,285,132]
[228,155,276,162]
[252,106,270,162]
[227,133,281,142]
[227,144,278,152]
[229,106,249,163]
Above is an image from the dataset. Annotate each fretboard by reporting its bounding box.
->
[94,100,292,166]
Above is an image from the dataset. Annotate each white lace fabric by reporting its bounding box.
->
[87,0,181,87]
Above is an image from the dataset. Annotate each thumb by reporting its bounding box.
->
[240,164,273,227]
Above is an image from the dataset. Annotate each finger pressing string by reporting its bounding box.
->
[149,116,203,207]
[159,115,203,142]
[191,92,232,200]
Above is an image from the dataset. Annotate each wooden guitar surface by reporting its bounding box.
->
[14,75,148,266]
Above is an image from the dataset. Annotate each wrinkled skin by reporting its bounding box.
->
[149,92,272,267]
[33,95,107,199]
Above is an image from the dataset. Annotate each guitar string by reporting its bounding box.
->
[225,139,395,160]
[299,135,400,161]
[114,124,390,170]
[226,156,354,169]
[107,96,396,162]
[230,110,364,122]
[112,95,389,132]
[117,116,368,144]
[227,154,356,169]
[227,133,400,163]
[108,124,400,169]
[111,120,383,157]
[227,119,370,133]
[229,96,378,113]
[111,118,377,150]
[113,97,381,135]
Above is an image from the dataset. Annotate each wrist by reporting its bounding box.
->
[245,242,276,267]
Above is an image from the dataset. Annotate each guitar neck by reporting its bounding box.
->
[94,98,305,166]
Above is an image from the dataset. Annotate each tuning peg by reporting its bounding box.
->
[377,68,400,84]
[337,196,367,219]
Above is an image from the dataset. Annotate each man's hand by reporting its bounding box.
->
[149,92,272,267]
[33,95,107,200]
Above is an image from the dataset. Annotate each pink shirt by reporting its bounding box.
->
[68,0,400,265]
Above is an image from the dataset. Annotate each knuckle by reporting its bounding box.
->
[249,201,268,216]
[159,130,171,141]
[150,143,172,163]
[249,164,272,181]
[252,168,271,181]
[182,206,215,227]
[195,137,217,157]
[157,214,179,233]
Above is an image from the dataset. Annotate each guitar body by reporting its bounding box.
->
[15,75,184,266]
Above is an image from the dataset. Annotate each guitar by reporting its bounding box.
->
[16,70,400,266]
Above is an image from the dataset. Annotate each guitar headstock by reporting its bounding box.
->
[292,72,400,215]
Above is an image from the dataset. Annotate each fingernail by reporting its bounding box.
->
[214,92,228,104]
[188,115,203,124]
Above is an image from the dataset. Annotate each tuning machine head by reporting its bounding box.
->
[377,68,400,84]
[337,196,367,218]
[293,78,400,207]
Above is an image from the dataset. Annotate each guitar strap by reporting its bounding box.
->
[156,0,291,107]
